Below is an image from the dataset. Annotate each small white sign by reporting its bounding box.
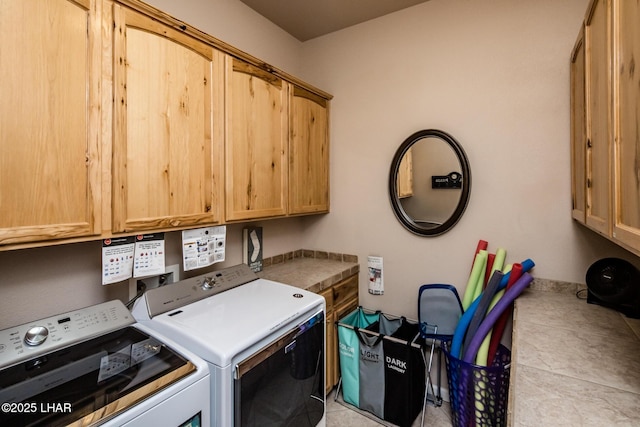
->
[368,255,384,295]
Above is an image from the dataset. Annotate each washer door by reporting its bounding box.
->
[0,327,194,426]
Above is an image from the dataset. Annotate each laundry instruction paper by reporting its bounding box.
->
[102,237,135,285]
[182,226,226,271]
[368,256,384,295]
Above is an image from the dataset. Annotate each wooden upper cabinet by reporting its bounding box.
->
[397,148,414,199]
[570,27,587,224]
[111,5,221,233]
[0,0,101,246]
[612,0,640,249]
[289,86,330,215]
[584,0,612,235]
[225,57,288,221]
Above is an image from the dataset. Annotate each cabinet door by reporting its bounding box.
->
[397,147,414,199]
[112,6,220,233]
[318,287,335,393]
[225,58,288,221]
[289,86,330,214]
[570,27,587,224]
[0,0,101,245]
[584,0,612,235]
[612,0,640,249]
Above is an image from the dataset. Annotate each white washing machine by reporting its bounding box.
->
[0,300,210,427]
[132,263,326,427]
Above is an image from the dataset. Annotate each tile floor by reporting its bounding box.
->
[326,390,453,427]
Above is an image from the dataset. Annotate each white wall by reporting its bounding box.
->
[297,0,636,318]
[144,0,303,75]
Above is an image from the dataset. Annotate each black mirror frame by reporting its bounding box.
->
[389,129,471,236]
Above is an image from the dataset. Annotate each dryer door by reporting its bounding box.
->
[234,310,325,426]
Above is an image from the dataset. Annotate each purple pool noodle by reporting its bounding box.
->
[462,272,534,363]
[450,258,535,358]
[462,270,504,353]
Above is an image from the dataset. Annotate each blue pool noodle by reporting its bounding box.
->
[462,272,534,363]
[449,258,534,358]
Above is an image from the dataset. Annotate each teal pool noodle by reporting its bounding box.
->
[450,258,534,358]
[462,272,534,363]
[462,270,505,353]
[462,250,487,310]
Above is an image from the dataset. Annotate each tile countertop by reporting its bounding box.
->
[256,249,360,293]
[509,279,640,426]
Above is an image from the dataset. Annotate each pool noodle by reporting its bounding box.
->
[483,253,496,288]
[462,272,534,363]
[449,258,534,358]
[471,240,488,272]
[487,263,524,364]
[471,255,487,301]
[474,289,505,365]
[462,270,504,353]
[462,250,487,310]
[491,248,506,277]
[475,264,512,366]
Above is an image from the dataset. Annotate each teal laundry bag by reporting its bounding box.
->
[337,308,379,407]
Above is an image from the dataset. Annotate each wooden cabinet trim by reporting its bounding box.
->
[293,86,327,108]
[232,58,282,88]
[113,0,332,100]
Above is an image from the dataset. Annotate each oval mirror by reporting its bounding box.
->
[389,129,471,236]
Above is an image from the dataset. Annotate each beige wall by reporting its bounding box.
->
[296,0,636,317]
[0,0,637,329]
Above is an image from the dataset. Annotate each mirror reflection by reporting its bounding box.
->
[389,129,471,236]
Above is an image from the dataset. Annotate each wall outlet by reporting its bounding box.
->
[128,264,180,300]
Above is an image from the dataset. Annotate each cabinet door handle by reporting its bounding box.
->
[587,138,592,148]
[587,178,592,188]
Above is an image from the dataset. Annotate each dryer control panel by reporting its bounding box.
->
[0,300,134,369]
[132,263,258,319]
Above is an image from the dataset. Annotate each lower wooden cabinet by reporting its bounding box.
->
[318,274,359,393]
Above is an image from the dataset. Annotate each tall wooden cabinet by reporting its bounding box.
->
[611,0,640,250]
[584,0,611,236]
[224,58,289,221]
[0,0,101,245]
[111,5,223,233]
[571,0,640,256]
[570,28,586,223]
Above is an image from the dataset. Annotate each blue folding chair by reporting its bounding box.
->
[418,284,464,426]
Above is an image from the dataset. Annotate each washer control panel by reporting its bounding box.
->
[0,300,134,369]
[134,263,258,319]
